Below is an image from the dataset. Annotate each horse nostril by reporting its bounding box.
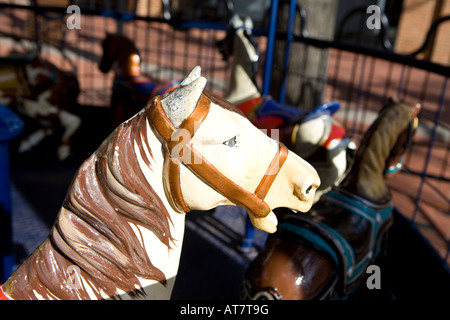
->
[294,183,317,201]
[304,183,319,198]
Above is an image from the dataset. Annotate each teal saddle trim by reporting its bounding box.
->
[278,188,393,296]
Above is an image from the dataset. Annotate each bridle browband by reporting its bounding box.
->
[148,92,288,218]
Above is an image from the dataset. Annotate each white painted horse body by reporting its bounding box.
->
[0,56,81,161]
[219,15,354,199]
[1,67,320,300]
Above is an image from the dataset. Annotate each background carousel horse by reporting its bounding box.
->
[0,52,81,161]
[0,66,320,300]
[241,99,421,300]
[217,15,354,199]
[99,33,181,128]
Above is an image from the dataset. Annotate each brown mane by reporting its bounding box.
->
[4,107,174,299]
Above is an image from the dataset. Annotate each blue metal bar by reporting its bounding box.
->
[262,0,280,96]
[242,0,279,252]
[279,0,298,103]
[0,105,23,282]
[240,215,255,252]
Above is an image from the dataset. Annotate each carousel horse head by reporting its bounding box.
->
[338,98,421,202]
[154,66,321,232]
[381,98,420,178]
[98,33,182,127]
[98,33,140,76]
[217,14,260,104]
[1,67,320,300]
[217,14,259,78]
[242,99,420,300]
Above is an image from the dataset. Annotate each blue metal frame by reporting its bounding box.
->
[262,0,279,96]
[0,105,23,282]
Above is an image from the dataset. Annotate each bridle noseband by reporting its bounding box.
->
[148,93,288,218]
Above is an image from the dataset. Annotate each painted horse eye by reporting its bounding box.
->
[223,136,237,147]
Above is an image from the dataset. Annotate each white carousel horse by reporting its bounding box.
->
[0,67,320,300]
[0,54,81,161]
[218,15,354,199]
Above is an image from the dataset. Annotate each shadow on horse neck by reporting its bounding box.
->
[99,33,141,77]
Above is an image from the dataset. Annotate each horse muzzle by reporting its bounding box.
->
[266,150,321,210]
[148,78,320,234]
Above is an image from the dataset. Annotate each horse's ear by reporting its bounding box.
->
[230,14,243,28]
[412,103,421,118]
[380,96,399,114]
[387,96,399,105]
[244,16,253,29]
[161,66,206,127]
[180,65,201,86]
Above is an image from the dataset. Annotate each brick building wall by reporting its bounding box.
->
[395,0,450,65]
[431,0,450,64]
[136,0,163,18]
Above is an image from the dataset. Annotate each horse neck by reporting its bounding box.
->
[339,106,412,204]
[225,34,260,104]
[2,110,186,300]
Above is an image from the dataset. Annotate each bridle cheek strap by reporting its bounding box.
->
[150,94,210,213]
[149,94,288,218]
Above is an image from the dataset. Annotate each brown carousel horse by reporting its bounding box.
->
[242,99,421,299]
[98,33,181,127]
[0,67,320,300]
[0,53,81,161]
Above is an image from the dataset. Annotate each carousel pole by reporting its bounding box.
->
[241,0,280,256]
[262,0,279,96]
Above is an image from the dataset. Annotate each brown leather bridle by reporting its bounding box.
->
[148,92,288,218]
